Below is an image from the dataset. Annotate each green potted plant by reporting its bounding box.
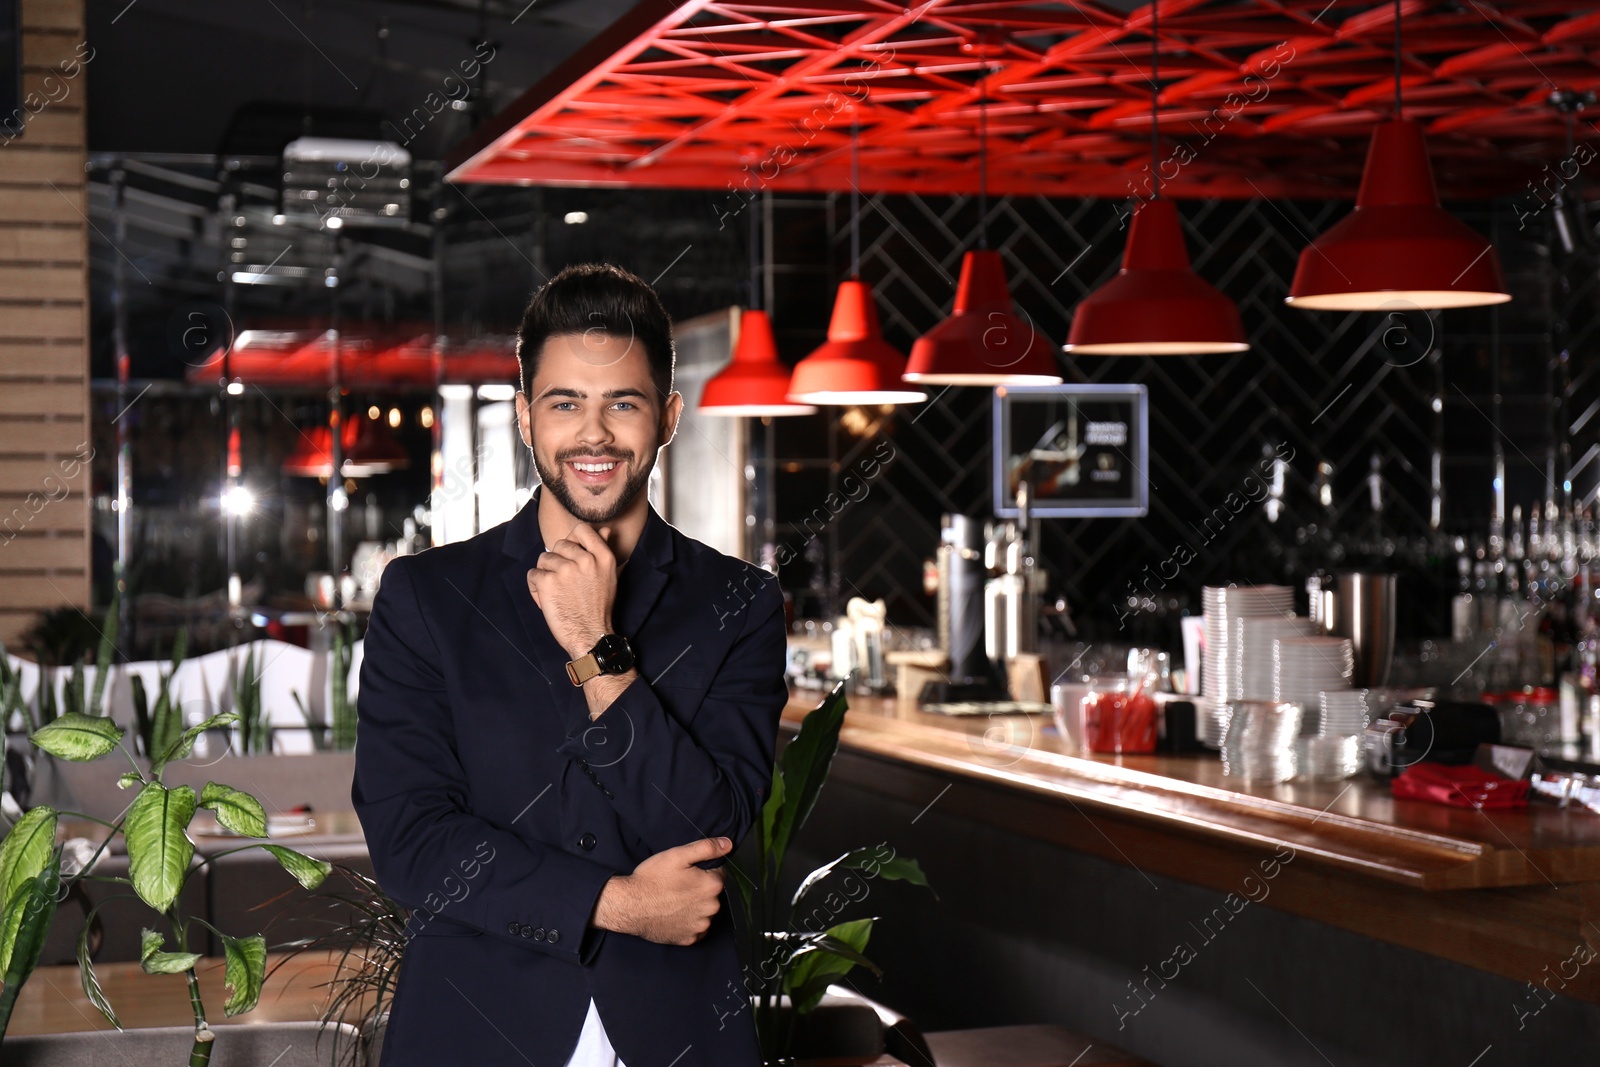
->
[0,708,332,1062]
[728,681,934,1063]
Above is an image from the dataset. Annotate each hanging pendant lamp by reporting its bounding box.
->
[1064,0,1248,355]
[1286,0,1509,310]
[700,309,817,415]
[787,120,927,406]
[904,77,1062,384]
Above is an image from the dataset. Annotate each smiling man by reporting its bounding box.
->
[354,263,788,1066]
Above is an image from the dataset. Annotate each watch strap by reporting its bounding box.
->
[566,653,602,687]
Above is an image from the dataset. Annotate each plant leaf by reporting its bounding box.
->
[260,845,331,890]
[791,844,935,911]
[138,927,200,975]
[221,933,267,1016]
[30,713,124,762]
[117,771,142,790]
[783,918,876,1014]
[1,848,62,997]
[198,782,267,838]
[0,806,58,975]
[153,711,238,774]
[89,590,118,717]
[769,681,848,869]
[77,904,122,1028]
[124,783,197,912]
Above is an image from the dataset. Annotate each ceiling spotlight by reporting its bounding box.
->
[563,211,589,225]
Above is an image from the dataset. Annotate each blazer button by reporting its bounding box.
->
[507,921,520,935]
[519,925,535,938]
[547,929,560,944]
[534,927,547,941]
[579,832,597,850]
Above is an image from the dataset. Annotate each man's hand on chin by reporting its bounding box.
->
[528,521,618,659]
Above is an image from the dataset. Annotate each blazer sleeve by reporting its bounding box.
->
[555,572,788,854]
[353,555,618,964]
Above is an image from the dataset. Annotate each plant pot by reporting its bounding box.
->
[0,1021,362,1066]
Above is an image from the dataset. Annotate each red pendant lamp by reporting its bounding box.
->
[905,79,1062,385]
[787,280,927,405]
[341,409,411,477]
[283,425,335,478]
[787,120,927,406]
[1286,0,1508,311]
[700,309,816,416]
[282,412,409,478]
[1064,0,1248,356]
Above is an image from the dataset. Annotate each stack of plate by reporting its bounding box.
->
[1194,696,1230,748]
[1234,615,1319,701]
[1294,734,1362,781]
[1318,689,1371,736]
[1202,585,1295,707]
[1272,636,1354,705]
[1220,701,1304,782]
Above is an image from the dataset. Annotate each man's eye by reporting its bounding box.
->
[552,401,577,411]
[612,402,636,411]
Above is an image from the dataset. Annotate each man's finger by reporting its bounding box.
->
[567,523,613,559]
[675,837,733,865]
[544,539,591,563]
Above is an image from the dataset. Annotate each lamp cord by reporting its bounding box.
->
[850,118,861,277]
[1151,0,1160,199]
[1394,0,1403,119]
[978,72,989,249]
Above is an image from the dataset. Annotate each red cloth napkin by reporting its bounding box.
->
[1391,762,1530,810]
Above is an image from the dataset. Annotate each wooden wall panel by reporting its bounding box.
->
[0,0,90,644]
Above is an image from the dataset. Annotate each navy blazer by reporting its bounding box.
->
[353,489,787,1066]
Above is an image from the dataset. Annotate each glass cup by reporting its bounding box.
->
[1081,675,1158,754]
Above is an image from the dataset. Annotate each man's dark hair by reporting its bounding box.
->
[515,263,675,401]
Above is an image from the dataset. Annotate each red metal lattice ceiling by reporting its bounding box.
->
[444,0,1600,199]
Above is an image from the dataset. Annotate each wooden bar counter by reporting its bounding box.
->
[781,687,1600,1064]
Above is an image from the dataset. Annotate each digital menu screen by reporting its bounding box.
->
[992,384,1149,517]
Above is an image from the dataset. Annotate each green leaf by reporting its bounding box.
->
[260,845,331,890]
[89,590,118,717]
[221,934,267,1016]
[0,849,62,1002]
[138,927,200,975]
[30,713,125,762]
[791,844,935,911]
[117,772,142,790]
[153,711,238,774]
[783,918,877,1014]
[769,681,848,869]
[0,807,58,975]
[198,782,267,838]
[124,783,196,912]
[77,905,121,1029]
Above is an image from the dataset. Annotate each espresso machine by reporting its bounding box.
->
[921,512,1010,703]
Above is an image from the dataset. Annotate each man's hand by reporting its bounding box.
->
[592,837,733,946]
[528,523,617,658]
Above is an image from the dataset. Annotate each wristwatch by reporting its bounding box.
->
[566,633,635,686]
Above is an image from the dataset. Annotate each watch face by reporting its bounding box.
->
[593,634,634,674]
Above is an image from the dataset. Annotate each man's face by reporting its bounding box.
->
[516,331,681,525]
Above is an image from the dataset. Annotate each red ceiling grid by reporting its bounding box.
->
[444,0,1600,199]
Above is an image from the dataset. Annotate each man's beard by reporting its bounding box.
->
[533,447,655,525]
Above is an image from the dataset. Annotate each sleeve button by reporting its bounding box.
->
[547,929,560,944]
[507,921,520,935]
[534,927,546,941]
[519,925,534,938]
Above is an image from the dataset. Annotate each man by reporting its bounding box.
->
[354,263,788,1066]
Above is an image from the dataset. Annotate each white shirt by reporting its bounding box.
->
[563,997,627,1067]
